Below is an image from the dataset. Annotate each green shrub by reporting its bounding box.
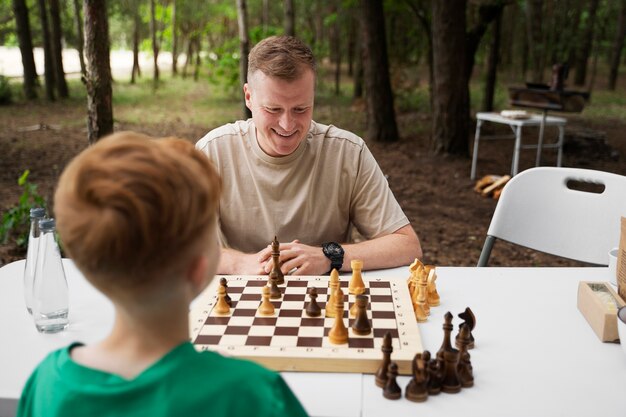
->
[0,75,13,105]
[0,170,47,248]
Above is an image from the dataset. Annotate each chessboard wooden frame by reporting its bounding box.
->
[189,275,422,375]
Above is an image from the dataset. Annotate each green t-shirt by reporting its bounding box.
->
[18,342,308,417]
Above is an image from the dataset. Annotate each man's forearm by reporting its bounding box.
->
[342,224,422,271]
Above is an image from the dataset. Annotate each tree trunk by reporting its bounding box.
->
[333,5,341,95]
[483,10,502,112]
[404,0,433,111]
[49,0,68,98]
[361,0,398,142]
[72,0,86,78]
[172,0,178,76]
[284,0,295,36]
[431,0,468,155]
[525,0,544,83]
[37,0,55,101]
[131,10,141,84]
[574,0,600,86]
[608,0,626,90]
[236,0,252,119]
[353,32,363,99]
[12,0,38,99]
[193,36,201,82]
[84,0,113,144]
[150,0,160,85]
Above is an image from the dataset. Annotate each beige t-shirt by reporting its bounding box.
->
[196,119,409,253]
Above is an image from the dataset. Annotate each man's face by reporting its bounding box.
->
[244,69,315,157]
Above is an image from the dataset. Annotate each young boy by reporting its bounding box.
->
[17,132,308,417]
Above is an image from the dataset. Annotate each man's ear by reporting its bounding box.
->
[187,254,209,293]
[244,83,253,111]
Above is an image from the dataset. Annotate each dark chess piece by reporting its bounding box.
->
[427,354,443,395]
[441,349,462,394]
[269,275,281,299]
[375,332,393,388]
[305,287,322,317]
[269,236,285,285]
[382,362,402,400]
[405,352,429,402]
[220,277,232,307]
[437,312,454,361]
[457,323,474,388]
[456,307,476,349]
[351,295,371,335]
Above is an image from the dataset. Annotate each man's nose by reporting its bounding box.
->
[278,112,295,132]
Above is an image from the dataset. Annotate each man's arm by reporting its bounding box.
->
[218,247,273,275]
[264,224,422,275]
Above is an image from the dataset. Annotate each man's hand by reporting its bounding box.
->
[262,239,330,276]
[218,247,273,275]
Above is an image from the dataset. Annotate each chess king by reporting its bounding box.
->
[197,35,422,276]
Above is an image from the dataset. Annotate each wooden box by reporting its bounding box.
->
[577,282,626,342]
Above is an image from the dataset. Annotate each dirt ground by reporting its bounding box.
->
[1,100,625,268]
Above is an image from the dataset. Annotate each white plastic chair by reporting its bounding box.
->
[477,167,626,266]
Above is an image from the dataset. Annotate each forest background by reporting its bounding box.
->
[0,0,625,268]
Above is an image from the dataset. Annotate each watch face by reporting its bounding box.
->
[323,242,344,258]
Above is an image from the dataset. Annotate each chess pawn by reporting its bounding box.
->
[456,323,474,388]
[427,355,443,395]
[382,362,402,400]
[348,259,365,295]
[214,284,231,315]
[325,269,339,318]
[305,287,322,317]
[405,353,429,402]
[351,295,371,335]
[257,286,275,316]
[328,287,348,345]
[220,277,232,307]
[441,349,462,394]
[269,236,285,285]
[426,267,440,306]
[375,332,393,388]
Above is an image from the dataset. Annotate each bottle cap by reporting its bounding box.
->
[38,218,56,232]
[30,208,46,218]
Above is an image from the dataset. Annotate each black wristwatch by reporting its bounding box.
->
[322,242,344,272]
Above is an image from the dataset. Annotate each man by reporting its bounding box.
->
[197,35,422,275]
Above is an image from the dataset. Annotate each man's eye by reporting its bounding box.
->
[265,108,279,113]
[294,108,307,114]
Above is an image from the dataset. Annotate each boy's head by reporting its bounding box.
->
[248,35,316,82]
[54,131,221,295]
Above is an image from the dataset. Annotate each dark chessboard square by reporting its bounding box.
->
[194,335,222,345]
[274,327,299,336]
[225,326,251,335]
[301,318,325,327]
[232,308,257,317]
[239,293,261,301]
[297,337,324,348]
[253,317,277,326]
[348,338,375,349]
[246,336,273,346]
[371,311,396,319]
[247,280,268,287]
[373,328,399,338]
[369,281,391,288]
[286,280,308,287]
[226,287,245,294]
[283,294,306,302]
[272,301,282,309]
[205,316,230,325]
[316,288,328,295]
[340,281,348,288]
[324,328,330,337]
[370,295,393,303]
[279,309,302,317]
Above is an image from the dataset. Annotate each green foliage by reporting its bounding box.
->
[0,170,47,248]
[0,75,13,105]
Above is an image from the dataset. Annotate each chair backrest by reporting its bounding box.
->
[485,167,626,265]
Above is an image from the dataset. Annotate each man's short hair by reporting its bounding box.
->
[248,35,316,81]
[54,131,221,289]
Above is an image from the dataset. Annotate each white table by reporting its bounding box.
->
[1,260,625,417]
[471,112,567,180]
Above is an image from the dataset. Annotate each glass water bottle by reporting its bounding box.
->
[32,218,69,333]
[23,207,46,314]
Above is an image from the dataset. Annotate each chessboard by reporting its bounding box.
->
[189,274,422,375]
